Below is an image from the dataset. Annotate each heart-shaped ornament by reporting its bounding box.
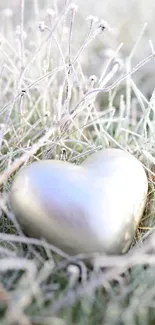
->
[10,149,148,255]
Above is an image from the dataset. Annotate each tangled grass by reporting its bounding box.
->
[0,0,155,324]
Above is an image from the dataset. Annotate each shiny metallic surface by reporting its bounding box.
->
[10,149,148,255]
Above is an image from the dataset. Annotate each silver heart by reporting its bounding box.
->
[10,148,148,255]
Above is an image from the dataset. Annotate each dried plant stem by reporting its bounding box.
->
[0,124,56,185]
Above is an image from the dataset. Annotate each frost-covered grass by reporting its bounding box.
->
[0,0,155,324]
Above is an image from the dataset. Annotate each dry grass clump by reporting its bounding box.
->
[0,0,155,324]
